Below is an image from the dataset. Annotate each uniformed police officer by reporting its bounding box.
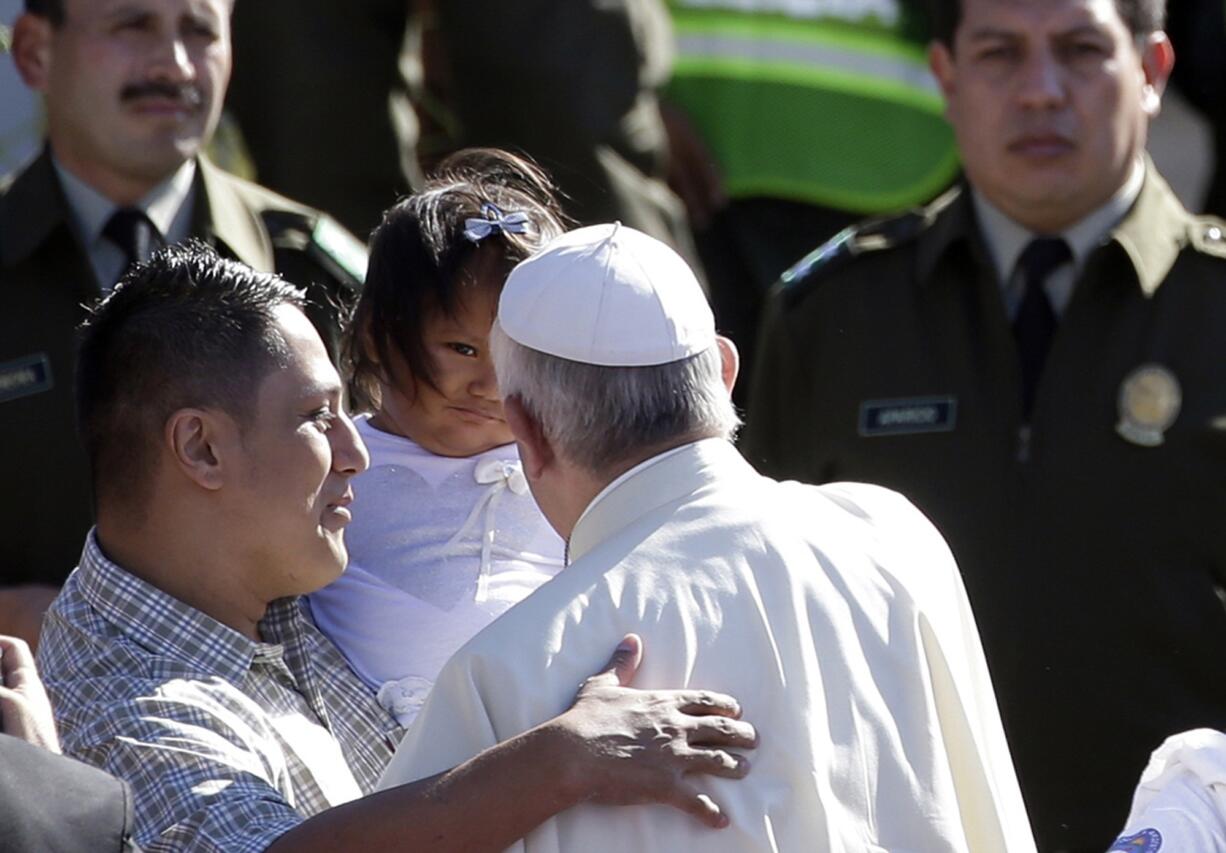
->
[0,0,366,645]
[665,0,959,406]
[743,0,1226,850]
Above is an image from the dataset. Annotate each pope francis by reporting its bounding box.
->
[378,223,1035,853]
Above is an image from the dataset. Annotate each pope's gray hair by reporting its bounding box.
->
[490,322,740,473]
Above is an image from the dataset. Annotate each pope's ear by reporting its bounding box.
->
[11,14,53,91]
[716,335,739,395]
[165,409,235,491]
[503,395,552,479]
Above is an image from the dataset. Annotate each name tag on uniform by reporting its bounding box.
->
[0,353,53,404]
[859,396,957,437]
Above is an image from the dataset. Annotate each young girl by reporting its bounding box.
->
[308,149,568,725]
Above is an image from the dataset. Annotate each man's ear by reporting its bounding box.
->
[503,395,553,480]
[929,41,956,93]
[716,335,739,395]
[1139,32,1175,118]
[11,14,53,92]
[164,409,234,491]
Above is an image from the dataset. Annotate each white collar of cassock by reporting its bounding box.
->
[567,437,749,564]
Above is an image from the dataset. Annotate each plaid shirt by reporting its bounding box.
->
[38,532,404,853]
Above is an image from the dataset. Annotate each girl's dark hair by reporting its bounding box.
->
[347,148,568,412]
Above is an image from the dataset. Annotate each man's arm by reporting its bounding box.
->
[0,635,141,852]
[270,634,757,852]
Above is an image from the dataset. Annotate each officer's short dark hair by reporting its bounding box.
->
[76,242,305,514]
[24,0,64,26]
[929,0,1166,48]
[347,147,568,413]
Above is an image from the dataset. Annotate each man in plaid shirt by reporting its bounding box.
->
[36,243,757,852]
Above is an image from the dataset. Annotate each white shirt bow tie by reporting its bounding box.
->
[474,458,529,495]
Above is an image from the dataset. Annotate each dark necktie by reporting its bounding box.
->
[1013,236,1071,420]
[102,208,162,278]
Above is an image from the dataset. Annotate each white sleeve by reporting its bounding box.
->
[820,482,1035,852]
[1111,729,1226,852]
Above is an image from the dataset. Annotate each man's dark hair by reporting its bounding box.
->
[24,0,64,26]
[76,241,305,514]
[929,0,1166,47]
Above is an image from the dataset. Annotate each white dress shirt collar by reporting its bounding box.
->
[53,156,196,288]
[971,157,1144,317]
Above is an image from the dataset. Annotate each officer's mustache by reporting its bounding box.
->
[120,80,204,110]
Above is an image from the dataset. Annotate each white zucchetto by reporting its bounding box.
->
[498,223,715,366]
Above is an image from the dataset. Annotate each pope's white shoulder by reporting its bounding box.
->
[768,478,963,607]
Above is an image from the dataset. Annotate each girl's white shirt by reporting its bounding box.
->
[308,414,564,725]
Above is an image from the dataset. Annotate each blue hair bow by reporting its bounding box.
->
[463,202,531,243]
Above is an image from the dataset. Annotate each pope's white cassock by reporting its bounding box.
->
[379,438,1035,852]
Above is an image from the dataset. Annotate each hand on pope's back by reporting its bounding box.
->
[553,633,756,829]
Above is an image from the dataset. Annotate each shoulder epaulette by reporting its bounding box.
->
[261,210,368,290]
[310,215,368,284]
[776,210,927,307]
[1189,216,1226,259]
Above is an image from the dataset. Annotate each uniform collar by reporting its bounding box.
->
[0,147,72,269]
[1108,161,1193,297]
[53,156,196,248]
[193,156,276,272]
[915,159,1192,298]
[914,184,983,286]
[971,158,1144,286]
[0,150,277,274]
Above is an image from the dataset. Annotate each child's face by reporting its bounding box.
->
[375,285,514,457]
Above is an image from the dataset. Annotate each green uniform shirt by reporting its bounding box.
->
[743,170,1226,852]
[0,151,365,589]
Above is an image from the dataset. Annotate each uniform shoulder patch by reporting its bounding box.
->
[310,216,368,283]
[1189,216,1226,259]
[1109,828,1162,852]
[777,211,926,307]
[261,209,368,289]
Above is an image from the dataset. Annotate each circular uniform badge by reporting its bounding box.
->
[1116,364,1181,447]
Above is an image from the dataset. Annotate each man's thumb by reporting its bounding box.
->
[601,633,643,687]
